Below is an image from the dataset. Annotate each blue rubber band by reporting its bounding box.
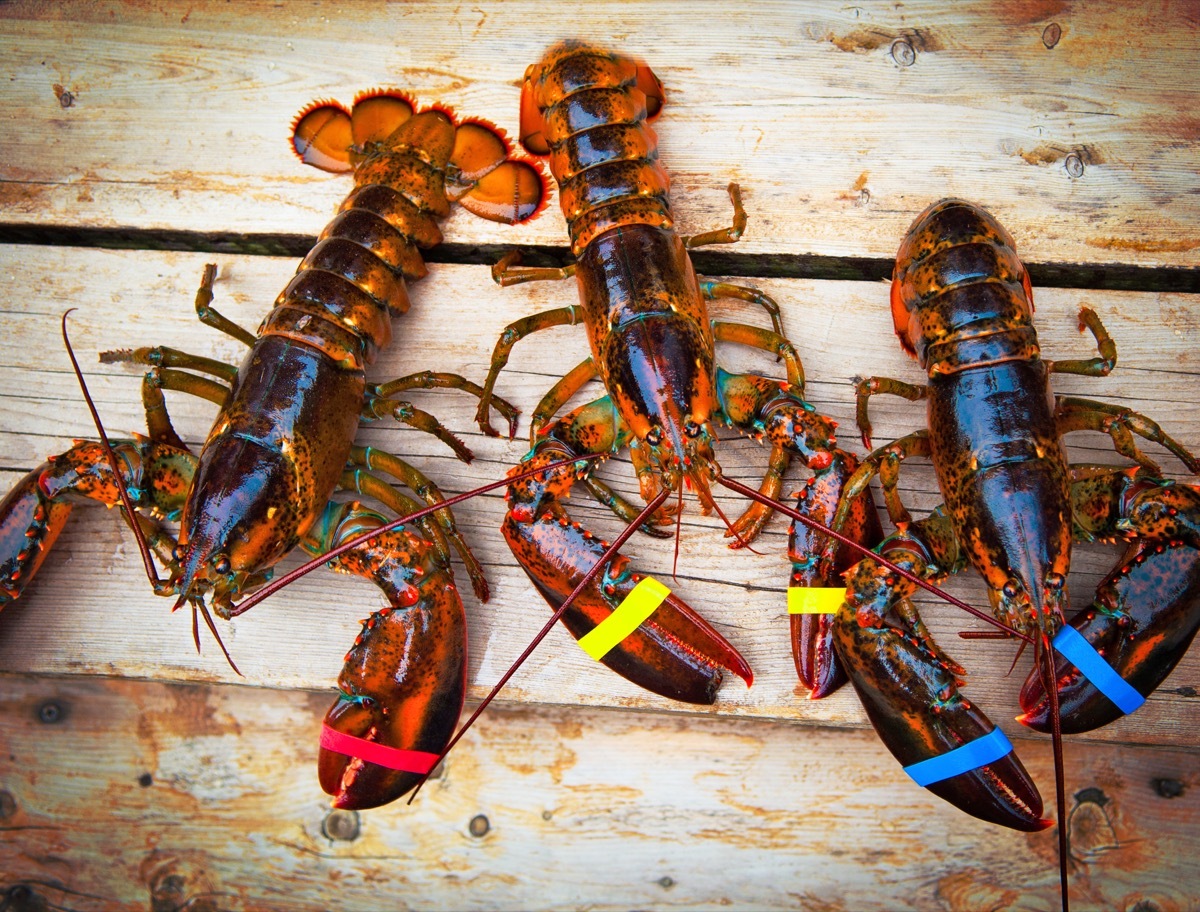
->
[1052,624,1145,715]
[903,727,1013,788]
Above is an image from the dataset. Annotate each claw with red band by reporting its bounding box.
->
[307,505,467,810]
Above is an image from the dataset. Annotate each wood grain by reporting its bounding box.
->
[1,672,1196,911]
[1,4,1198,908]
[1,1,1197,267]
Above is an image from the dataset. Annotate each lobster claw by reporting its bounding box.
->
[0,464,74,607]
[834,562,1049,832]
[502,502,752,704]
[314,520,467,810]
[1019,539,1200,734]
[788,450,883,698]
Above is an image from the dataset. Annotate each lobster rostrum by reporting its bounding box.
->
[0,92,547,810]
[820,199,1200,886]
[466,40,864,704]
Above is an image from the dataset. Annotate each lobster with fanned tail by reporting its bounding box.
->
[0,91,547,810]
[472,40,861,703]
[815,198,1200,906]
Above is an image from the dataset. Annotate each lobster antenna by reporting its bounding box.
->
[716,474,1028,641]
[408,485,674,804]
[672,482,683,578]
[706,484,763,556]
[227,453,606,617]
[64,311,245,676]
[1039,631,1070,912]
[61,311,162,589]
[199,599,242,675]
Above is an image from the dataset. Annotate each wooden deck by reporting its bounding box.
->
[0,3,1197,910]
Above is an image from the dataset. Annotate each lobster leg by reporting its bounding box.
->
[522,363,676,538]
[362,397,476,463]
[712,321,806,389]
[685,186,785,339]
[834,515,1050,832]
[712,364,840,543]
[369,369,522,448]
[190,262,258,347]
[491,250,577,287]
[682,182,747,250]
[503,400,752,703]
[473,283,584,436]
[101,345,239,384]
[101,345,237,449]
[303,498,466,810]
[1056,395,1200,475]
[340,444,491,604]
[853,375,927,450]
[700,281,786,342]
[528,358,598,441]
[1045,306,1116,378]
[703,319,841,543]
[1020,467,1200,733]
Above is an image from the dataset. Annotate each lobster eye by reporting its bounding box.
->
[684,419,702,438]
[214,555,232,576]
[645,426,663,446]
[1045,572,1065,591]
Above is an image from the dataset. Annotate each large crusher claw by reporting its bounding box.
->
[503,501,751,704]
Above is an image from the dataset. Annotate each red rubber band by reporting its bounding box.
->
[319,723,440,774]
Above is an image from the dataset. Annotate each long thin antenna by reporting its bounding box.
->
[408,485,674,803]
[716,474,1027,641]
[61,311,161,588]
[1041,633,1070,912]
[227,453,605,617]
[63,311,243,675]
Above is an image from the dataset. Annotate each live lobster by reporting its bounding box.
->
[455,39,893,707]
[0,91,546,810]
[810,198,1200,904]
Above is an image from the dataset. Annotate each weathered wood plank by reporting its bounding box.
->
[0,672,1196,911]
[1,1,1197,267]
[0,244,1197,756]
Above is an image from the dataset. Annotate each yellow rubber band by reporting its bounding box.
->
[787,586,845,615]
[577,576,670,660]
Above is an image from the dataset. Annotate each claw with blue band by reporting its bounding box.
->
[1051,624,1146,715]
[903,727,1015,788]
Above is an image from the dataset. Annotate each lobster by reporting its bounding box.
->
[815,198,1200,905]
[459,40,880,706]
[0,91,547,810]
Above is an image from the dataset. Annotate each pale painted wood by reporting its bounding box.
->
[0,245,1196,758]
[0,672,1196,911]
[1,1,1198,267]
